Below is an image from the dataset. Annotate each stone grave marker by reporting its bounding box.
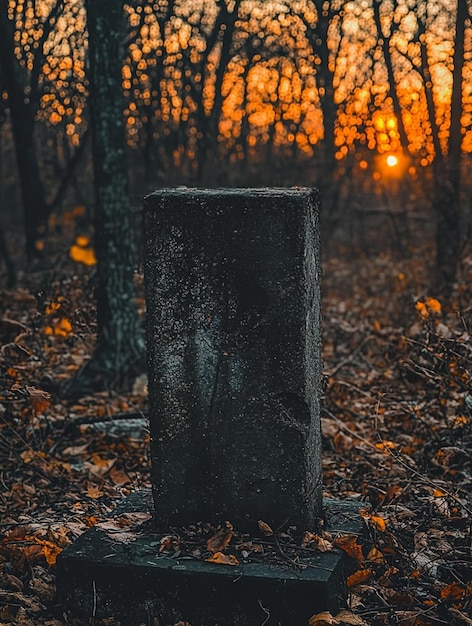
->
[143,187,323,530]
[57,187,364,626]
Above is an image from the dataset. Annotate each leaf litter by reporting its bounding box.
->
[0,246,471,625]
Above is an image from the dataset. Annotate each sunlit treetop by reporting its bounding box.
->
[7,0,87,145]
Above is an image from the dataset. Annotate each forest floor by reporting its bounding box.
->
[0,236,471,626]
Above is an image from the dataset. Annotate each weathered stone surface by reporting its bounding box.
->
[143,188,322,530]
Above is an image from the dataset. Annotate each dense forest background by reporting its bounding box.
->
[1,0,471,287]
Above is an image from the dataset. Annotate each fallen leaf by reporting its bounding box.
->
[206,521,234,553]
[205,551,239,565]
[258,520,273,536]
[347,568,373,588]
[440,582,465,602]
[159,535,180,553]
[61,443,90,456]
[359,509,387,532]
[426,297,441,315]
[366,547,384,563]
[109,465,132,486]
[44,317,73,337]
[302,532,334,552]
[334,535,364,565]
[70,238,97,266]
[309,611,339,625]
[335,609,368,625]
[86,485,103,499]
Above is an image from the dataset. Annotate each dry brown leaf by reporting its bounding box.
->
[108,465,132,486]
[308,611,339,625]
[61,443,90,456]
[258,520,273,536]
[335,610,368,625]
[24,386,51,415]
[159,535,180,553]
[334,535,364,565]
[206,521,233,553]
[86,485,103,499]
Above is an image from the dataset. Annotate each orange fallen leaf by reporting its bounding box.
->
[425,297,441,315]
[347,568,373,588]
[334,535,364,566]
[45,317,73,337]
[70,237,97,266]
[205,551,239,566]
[45,301,61,314]
[367,547,384,563]
[86,485,103,499]
[206,521,234,553]
[359,509,388,532]
[415,301,429,319]
[385,485,403,501]
[440,582,465,602]
[375,440,398,452]
[4,535,62,566]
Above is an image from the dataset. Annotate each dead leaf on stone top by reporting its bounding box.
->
[302,532,334,552]
[159,535,180,553]
[206,521,233,553]
[205,551,239,565]
[258,520,273,536]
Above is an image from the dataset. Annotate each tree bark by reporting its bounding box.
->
[301,1,341,239]
[433,0,467,290]
[64,0,144,397]
[0,0,50,260]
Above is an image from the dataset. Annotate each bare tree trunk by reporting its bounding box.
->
[433,0,467,290]
[63,0,145,397]
[301,1,341,239]
[0,0,50,260]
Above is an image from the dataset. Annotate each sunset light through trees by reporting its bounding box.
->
[3,0,470,169]
[1,0,471,283]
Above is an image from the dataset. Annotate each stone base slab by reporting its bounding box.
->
[56,491,364,626]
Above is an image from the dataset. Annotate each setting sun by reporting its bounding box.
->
[386,155,398,167]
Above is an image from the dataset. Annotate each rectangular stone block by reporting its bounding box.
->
[143,188,322,530]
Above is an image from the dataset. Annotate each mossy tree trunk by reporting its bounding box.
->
[65,0,144,397]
